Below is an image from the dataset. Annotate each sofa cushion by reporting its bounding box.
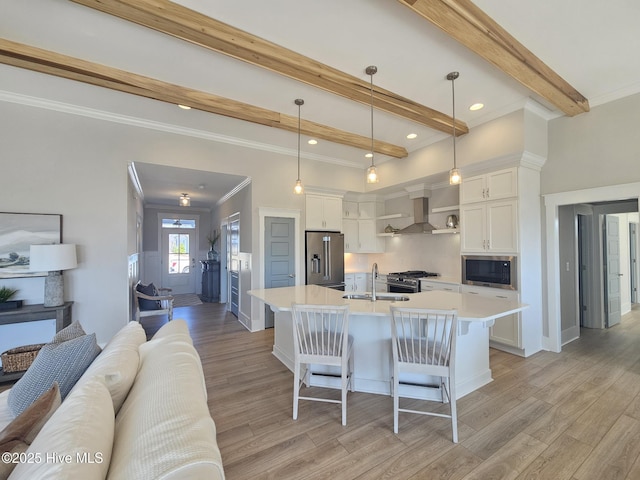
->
[8,377,114,480]
[150,318,193,344]
[70,321,146,414]
[107,335,224,480]
[0,383,60,480]
[7,333,101,417]
[136,282,160,311]
[50,320,85,344]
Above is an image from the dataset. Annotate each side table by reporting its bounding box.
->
[0,302,73,383]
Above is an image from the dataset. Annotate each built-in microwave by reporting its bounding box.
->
[462,255,517,290]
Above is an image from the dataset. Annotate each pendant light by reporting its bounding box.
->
[447,72,462,185]
[293,98,304,195]
[366,65,379,184]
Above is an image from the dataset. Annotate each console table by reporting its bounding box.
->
[200,260,220,302]
[0,302,73,383]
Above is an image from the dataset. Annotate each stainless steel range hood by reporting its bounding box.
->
[397,197,437,234]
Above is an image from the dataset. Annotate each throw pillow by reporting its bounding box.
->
[136,282,161,311]
[7,334,101,417]
[0,383,61,480]
[50,320,86,344]
[7,377,114,480]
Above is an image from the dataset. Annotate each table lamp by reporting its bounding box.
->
[30,244,77,307]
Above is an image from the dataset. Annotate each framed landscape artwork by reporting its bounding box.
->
[0,213,62,278]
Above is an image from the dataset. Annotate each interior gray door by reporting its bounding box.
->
[631,223,638,304]
[604,215,622,327]
[264,217,295,328]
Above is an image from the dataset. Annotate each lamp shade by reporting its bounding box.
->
[30,244,78,272]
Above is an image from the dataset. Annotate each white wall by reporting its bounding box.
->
[0,101,130,346]
[0,87,365,344]
[542,93,640,194]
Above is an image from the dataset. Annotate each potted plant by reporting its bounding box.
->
[206,231,220,261]
[0,286,22,310]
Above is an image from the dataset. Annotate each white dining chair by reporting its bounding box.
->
[389,306,458,442]
[291,303,353,426]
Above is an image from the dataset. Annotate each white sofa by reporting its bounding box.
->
[0,320,225,479]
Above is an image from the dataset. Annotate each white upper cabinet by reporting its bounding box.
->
[357,202,377,219]
[461,167,517,204]
[460,167,518,254]
[357,219,383,252]
[343,201,358,219]
[342,218,359,253]
[305,194,343,231]
[460,200,518,253]
[341,200,384,253]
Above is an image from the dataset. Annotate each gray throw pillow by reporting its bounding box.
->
[50,320,86,344]
[7,334,101,417]
[136,283,161,311]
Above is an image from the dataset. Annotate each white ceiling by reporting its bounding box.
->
[2,0,639,206]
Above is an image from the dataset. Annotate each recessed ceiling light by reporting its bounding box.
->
[406,133,418,139]
[365,153,373,158]
[308,139,318,145]
[178,104,191,110]
[469,103,484,111]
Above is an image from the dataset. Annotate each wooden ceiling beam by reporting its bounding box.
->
[69,0,468,136]
[398,0,589,116]
[0,38,407,158]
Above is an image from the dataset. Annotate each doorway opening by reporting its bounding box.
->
[559,199,638,345]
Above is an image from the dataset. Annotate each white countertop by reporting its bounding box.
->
[248,285,527,322]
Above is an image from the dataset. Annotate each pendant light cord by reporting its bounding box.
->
[451,75,457,169]
[297,101,301,180]
[370,71,374,163]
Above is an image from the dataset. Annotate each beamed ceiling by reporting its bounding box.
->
[1,0,638,206]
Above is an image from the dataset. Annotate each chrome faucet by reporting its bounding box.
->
[371,263,378,302]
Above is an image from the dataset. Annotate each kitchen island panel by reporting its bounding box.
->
[252,285,526,400]
[268,306,493,400]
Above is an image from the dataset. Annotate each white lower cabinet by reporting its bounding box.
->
[460,285,521,349]
[344,273,355,292]
[420,280,461,293]
[344,273,372,292]
[354,273,367,292]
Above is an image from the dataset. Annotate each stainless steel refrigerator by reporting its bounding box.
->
[305,231,345,289]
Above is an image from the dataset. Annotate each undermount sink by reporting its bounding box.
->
[342,293,410,302]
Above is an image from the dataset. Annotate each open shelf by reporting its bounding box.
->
[431,205,459,213]
[376,213,409,220]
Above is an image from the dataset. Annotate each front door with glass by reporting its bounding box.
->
[161,219,197,295]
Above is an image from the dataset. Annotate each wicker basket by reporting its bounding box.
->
[1,343,45,373]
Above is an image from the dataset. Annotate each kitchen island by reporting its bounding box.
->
[248,285,527,400]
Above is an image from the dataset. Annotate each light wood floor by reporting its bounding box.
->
[140,303,640,480]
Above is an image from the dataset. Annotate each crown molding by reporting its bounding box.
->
[217,177,252,206]
[0,90,362,169]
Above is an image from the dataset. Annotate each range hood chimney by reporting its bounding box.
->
[397,197,437,234]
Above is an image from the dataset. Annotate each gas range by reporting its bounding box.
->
[386,270,439,293]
